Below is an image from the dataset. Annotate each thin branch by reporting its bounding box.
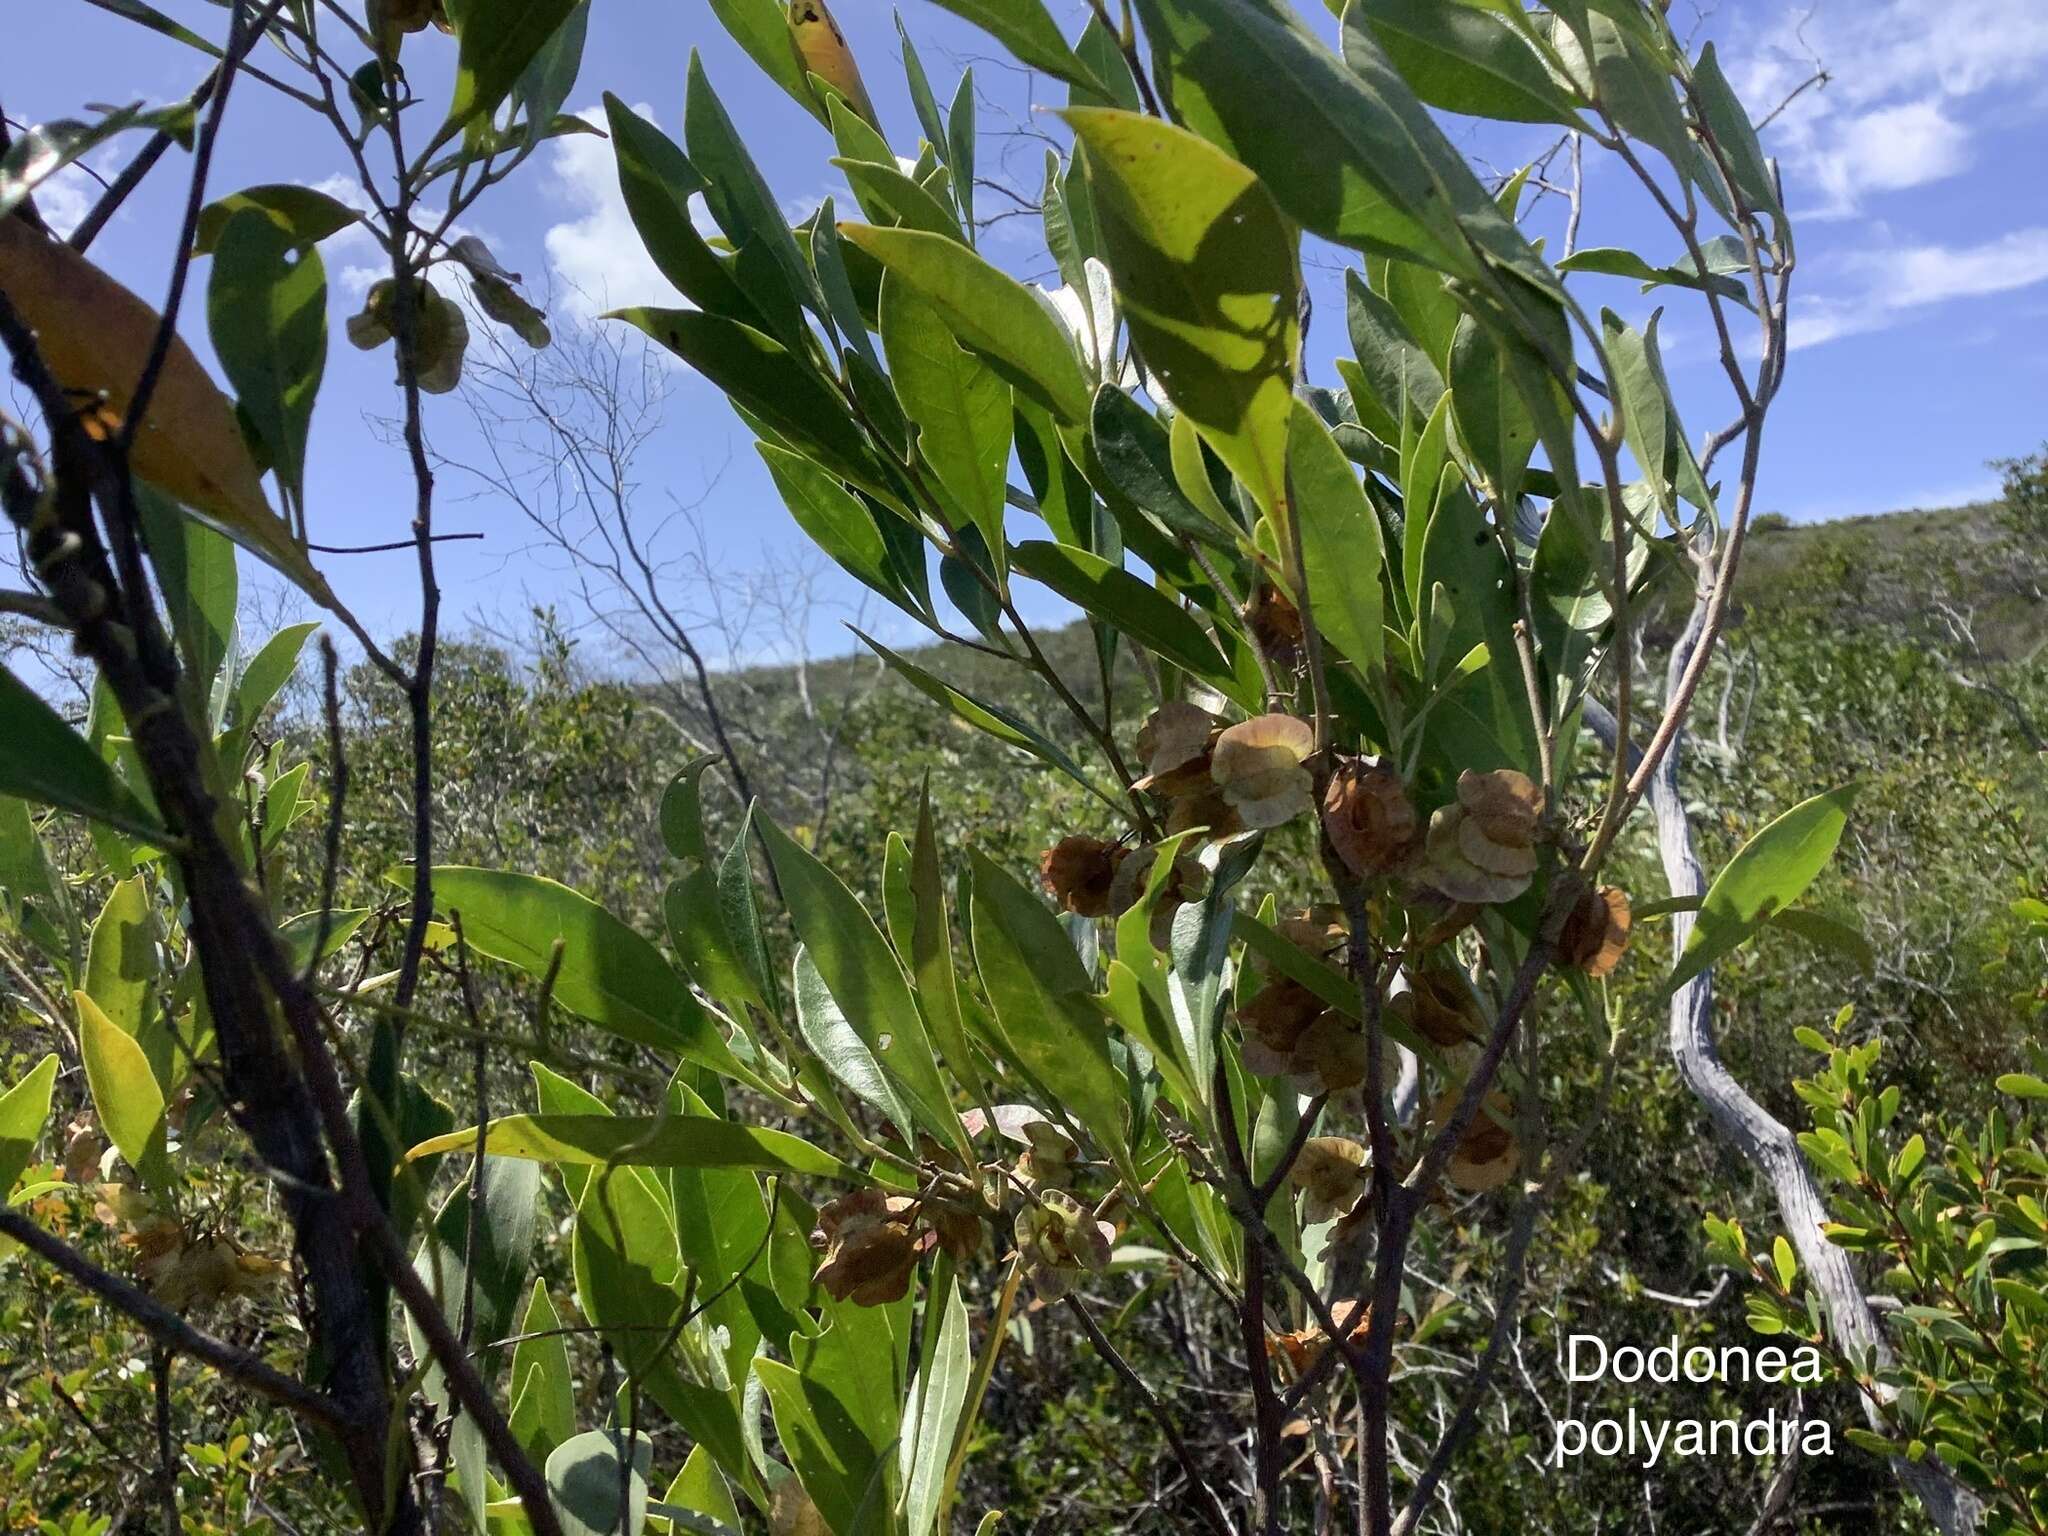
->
[1065,1294,1236,1536]
[0,1209,348,1431]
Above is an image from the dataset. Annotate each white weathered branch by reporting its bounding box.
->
[1587,602,1983,1535]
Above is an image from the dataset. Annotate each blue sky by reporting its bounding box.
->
[11,0,2048,660]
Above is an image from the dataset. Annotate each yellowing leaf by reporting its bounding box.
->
[0,217,330,601]
[0,1054,59,1197]
[789,1,878,127]
[77,991,170,1191]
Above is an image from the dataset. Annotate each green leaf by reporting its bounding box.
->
[716,806,783,1021]
[880,275,1011,560]
[1089,386,1237,548]
[899,14,951,155]
[440,0,581,140]
[406,1112,857,1179]
[839,224,1093,423]
[1665,786,1858,999]
[547,1430,651,1536]
[1062,107,1299,515]
[508,1,588,147]
[0,1055,58,1196]
[1772,1234,1797,1290]
[84,876,153,1039]
[207,208,326,512]
[136,485,238,721]
[855,630,1108,796]
[1288,400,1384,670]
[1555,15,1694,191]
[685,53,826,326]
[909,782,979,1101]
[411,867,762,1087]
[1401,390,1453,613]
[707,0,821,123]
[1448,314,1537,508]
[900,1277,972,1536]
[508,1280,576,1467]
[1356,0,1586,125]
[610,309,883,491]
[758,1294,910,1526]
[968,851,1131,1175]
[810,197,882,370]
[662,872,760,1024]
[1010,540,1236,687]
[835,159,962,238]
[0,667,162,838]
[78,991,170,1189]
[1601,307,1707,517]
[926,0,1108,95]
[659,757,717,866]
[657,1444,743,1534]
[193,184,361,255]
[409,1156,542,1444]
[1691,43,1783,231]
[754,816,965,1154]
[602,96,757,324]
[758,443,912,614]
[1557,244,1751,307]
[1343,269,1443,442]
[947,68,977,234]
[793,944,921,1147]
[1996,1074,2048,1102]
[1134,0,1556,294]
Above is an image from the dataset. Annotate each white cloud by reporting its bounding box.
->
[541,103,685,321]
[1788,227,2048,348]
[1808,98,1971,209]
[1733,0,2048,216]
[32,167,95,239]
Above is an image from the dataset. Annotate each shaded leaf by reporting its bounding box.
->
[207,208,326,511]
[1357,0,1585,125]
[0,667,162,837]
[440,0,582,139]
[1288,400,1384,670]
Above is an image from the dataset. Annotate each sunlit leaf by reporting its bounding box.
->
[78,991,170,1189]
[926,0,1108,95]
[839,224,1094,423]
[1665,785,1859,999]
[408,866,768,1090]
[754,816,965,1154]
[1063,107,1299,515]
[0,1055,59,1196]
[406,1112,857,1179]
